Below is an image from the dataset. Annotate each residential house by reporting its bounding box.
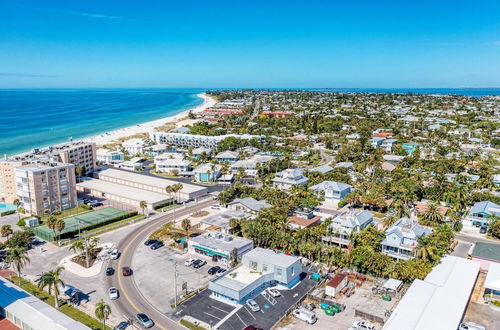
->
[484,263,500,300]
[230,154,274,177]
[272,168,309,191]
[287,213,322,230]
[155,159,192,174]
[215,151,240,163]
[322,210,373,247]
[116,157,144,171]
[309,165,333,174]
[325,274,348,297]
[369,137,384,148]
[198,209,252,234]
[381,139,398,152]
[402,142,419,155]
[193,163,222,182]
[227,197,271,214]
[96,149,125,165]
[310,181,352,202]
[381,217,432,261]
[470,242,500,270]
[467,201,500,226]
[121,138,146,155]
[191,147,212,160]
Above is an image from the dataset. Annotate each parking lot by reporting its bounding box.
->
[175,271,317,330]
[132,242,222,313]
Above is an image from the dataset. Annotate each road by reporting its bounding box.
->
[105,197,217,330]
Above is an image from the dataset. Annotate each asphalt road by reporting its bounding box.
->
[105,197,217,330]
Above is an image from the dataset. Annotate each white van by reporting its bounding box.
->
[458,322,486,330]
[292,308,317,324]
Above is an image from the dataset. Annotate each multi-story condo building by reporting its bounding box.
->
[0,160,28,203]
[149,132,264,149]
[381,217,432,261]
[15,162,77,216]
[322,209,373,247]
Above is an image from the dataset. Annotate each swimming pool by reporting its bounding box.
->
[0,204,17,212]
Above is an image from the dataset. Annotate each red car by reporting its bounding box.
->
[122,266,132,276]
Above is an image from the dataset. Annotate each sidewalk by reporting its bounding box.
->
[61,243,113,278]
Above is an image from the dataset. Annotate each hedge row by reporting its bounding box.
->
[59,211,139,239]
[1,210,16,217]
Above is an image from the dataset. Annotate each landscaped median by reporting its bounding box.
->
[9,276,111,330]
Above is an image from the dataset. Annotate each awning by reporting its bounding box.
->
[192,245,229,258]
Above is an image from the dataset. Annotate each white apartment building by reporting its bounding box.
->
[15,163,77,216]
[149,132,264,149]
[122,138,146,155]
[96,148,125,164]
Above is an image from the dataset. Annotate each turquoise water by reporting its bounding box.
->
[0,88,204,156]
[0,204,17,212]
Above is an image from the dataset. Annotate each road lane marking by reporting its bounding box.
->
[243,306,257,320]
[235,312,247,327]
[203,312,221,320]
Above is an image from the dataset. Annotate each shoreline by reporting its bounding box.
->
[80,93,216,146]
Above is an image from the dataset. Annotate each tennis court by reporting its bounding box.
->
[31,207,131,241]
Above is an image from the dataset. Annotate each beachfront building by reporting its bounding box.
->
[272,168,309,191]
[0,159,28,203]
[0,276,91,330]
[149,132,264,149]
[310,181,352,202]
[94,168,207,201]
[51,141,97,173]
[193,163,222,182]
[15,163,77,216]
[209,248,303,305]
[381,217,433,261]
[96,148,125,165]
[187,231,254,262]
[121,138,146,155]
[467,201,500,227]
[76,178,171,211]
[322,210,373,247]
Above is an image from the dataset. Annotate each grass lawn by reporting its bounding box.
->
[9,276,111,330]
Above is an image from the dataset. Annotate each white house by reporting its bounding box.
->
[381,217,432,261]
[310,181,352,202]
[193,163,222,182]
[96,148,124,165]
[322,209,373,247]
[122,138,146,155]
[272,168,309,191]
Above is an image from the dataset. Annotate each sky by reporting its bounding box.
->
[1,0,499,88]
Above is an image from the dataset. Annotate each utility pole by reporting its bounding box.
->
[174,262,178,308]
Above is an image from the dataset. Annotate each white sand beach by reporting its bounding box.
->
[83,93,216,146]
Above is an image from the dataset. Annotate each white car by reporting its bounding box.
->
[352,321,376,330]
[110,249,119,260]
[108,287,119,300]
[184,258,196,266]
[246,299,260,312]
[459,322,486,330]
[267,288,281,297]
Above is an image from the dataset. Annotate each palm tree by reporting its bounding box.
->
[416,244,437,262]
[95,299,112,330]
[422,203,445,224]
[165,185,173,202]
[75,167,84,182]
[0,224,12,237]
[13,198,21,221]
[36,266,65,308]
[139,200,147,215]
[172,183,183,203]
[181,218,191,234]
[54,219,65,243]
[46,215,58,241]
[6,247,30,285]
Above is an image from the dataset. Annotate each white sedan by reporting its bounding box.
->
[267,288,281,297]
[352,321,376,330]
[184,258,196,266]
[108,287,119,300]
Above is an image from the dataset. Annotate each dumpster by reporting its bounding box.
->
[320,303,331,310]
[311,273,321,282]
[330,305,341,313]
[382,294,392,301]
[325,309,335,316]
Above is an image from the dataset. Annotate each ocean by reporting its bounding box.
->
[1,88,498,157]
[0,88,204,156]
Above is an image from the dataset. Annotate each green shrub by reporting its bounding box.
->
[51,210,62,216]
[491,300,500,307]
[58,211,139,239]
[180,319,206,330]
[80,204,92,210]
[17,218,26,227]
[1,210,16,217]
[153,200,175,210]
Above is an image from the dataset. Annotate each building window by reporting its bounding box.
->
[291,267,295,275]
[262,264,268,272]
[250,261,258,270]
[276,268,283,276]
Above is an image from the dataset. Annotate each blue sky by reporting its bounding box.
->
[1,0,499,88]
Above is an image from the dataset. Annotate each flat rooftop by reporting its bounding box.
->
[189,231,253,252]
[96,168,206,194]
[213,265,264,291]
[77,178,170,204]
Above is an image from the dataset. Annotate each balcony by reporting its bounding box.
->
[322,235,351,246]
[381,246,414,260]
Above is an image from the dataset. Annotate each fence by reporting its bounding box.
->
[354,309,385,324]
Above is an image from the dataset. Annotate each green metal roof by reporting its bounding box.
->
[192,245,229,258]
[471,242,500,262]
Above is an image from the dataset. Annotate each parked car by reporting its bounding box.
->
[122,266,132,276]
[193,259,207,269]
[110,249,120,260]
[216,268,227,277]
[150,241,164,250]
[144,239,158,246]
[211,205,221,209]
[185,258,196,266]
[267,288,281,297]
[208,266,221,275]
[480,226,488,234]
[113,321,130,330]
[105,267,115,276]
[108,287,119,300]
[243,326,263,330]
[135,313,154,328]
[292,308,317,324]
[352,321,376,330]
[246,299,260,312]
[459,322,486,330]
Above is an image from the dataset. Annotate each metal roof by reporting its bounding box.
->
[471,242,500,262]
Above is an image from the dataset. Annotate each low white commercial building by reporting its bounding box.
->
[0,276,90,330]
[96,148,125,165]
[188,231,254,262]
[155,159,192,174]
[383,256,480,330]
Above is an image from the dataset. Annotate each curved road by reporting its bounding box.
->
[105,198,216,330]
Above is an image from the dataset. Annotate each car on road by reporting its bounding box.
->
[122,266,132,276]
[108,287,119,300]
[113,321,130,330]
[480,226,488,234]
[193,259,207,269]
[150,241,164,250]
[208,266,221,275]
[216,268,227,276]
[267,287,281,297]
[110,249,120,260]
[144,239,158,246]
[105,267,115,276]
[246,299,260,312]
[352,321,376,330]
[135,313,154,328]
[185,258,196,266]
